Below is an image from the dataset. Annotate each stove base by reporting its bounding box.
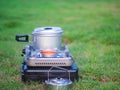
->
[21,63,79,82]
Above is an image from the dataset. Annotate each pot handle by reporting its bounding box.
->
[16,35,29,42]
[47,66,71,81]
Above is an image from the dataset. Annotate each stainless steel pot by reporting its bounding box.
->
[32,27,63,50]
[16,27,63,50]
[45,66,73,90]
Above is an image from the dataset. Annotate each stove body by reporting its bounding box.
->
[21,62,79,82]
[16,27,79,82]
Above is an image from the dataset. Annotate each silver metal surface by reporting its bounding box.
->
[26,57,73,67]
[24,45,74,67]
[45,78,72,85]
[45,66,72,90]
[32,27,63,50]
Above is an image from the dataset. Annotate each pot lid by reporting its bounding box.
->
[46,78,72,86]
[32,27,63,35]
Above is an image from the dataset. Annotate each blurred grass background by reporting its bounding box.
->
[0,0,120,90]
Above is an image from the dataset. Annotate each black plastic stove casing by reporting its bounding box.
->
[21,62,79,82]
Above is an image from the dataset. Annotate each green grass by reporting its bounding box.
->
[0,0,120,90]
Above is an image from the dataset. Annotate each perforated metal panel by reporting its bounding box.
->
[26,57,73,66]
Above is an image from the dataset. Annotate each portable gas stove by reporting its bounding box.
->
[16,27,79,82]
